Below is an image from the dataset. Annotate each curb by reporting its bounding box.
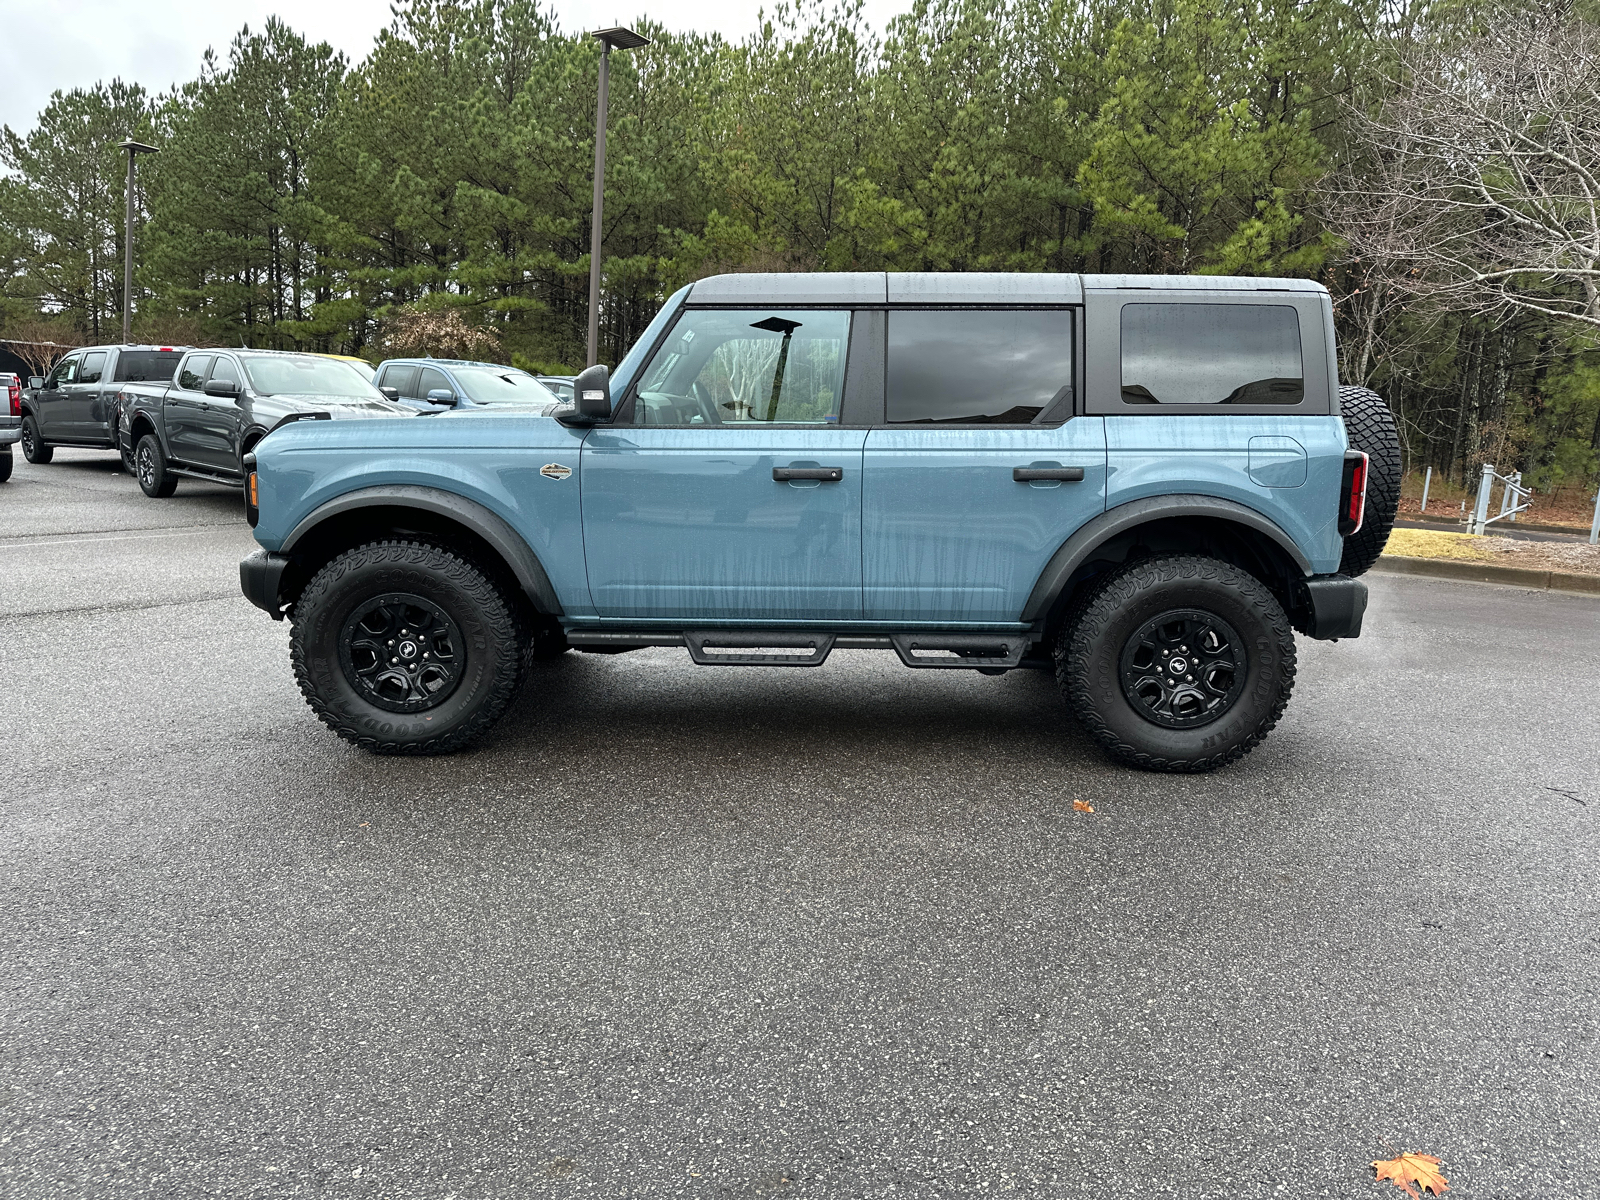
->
[1373,555,1600,595]
[1397,517,1593,537]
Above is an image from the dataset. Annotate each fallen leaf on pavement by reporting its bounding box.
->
[1373,1152,1449,1197]
[1072,800,1094,813]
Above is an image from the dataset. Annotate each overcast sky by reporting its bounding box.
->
[1,0,915,137]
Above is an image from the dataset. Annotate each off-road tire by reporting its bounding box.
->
[1056,555,1297,773]
[0,448,12,482]
[1338,385,1400,577]
[20,416,51,464]
[290,540,526,755]
[135,434,177,498]
[119,438,137,474]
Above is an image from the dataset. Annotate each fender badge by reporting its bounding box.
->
[539,463,572,481]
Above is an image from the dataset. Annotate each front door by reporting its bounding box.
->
[164,353,214,467]
[63,350,108,440]
[188,354,244,474]
[35,353,80,440]
[862,308,1107,624]
[581,307,863,622]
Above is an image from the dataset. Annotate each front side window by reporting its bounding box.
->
[240,355,380,399]
[208,356,240,388]
[178,355,213,390]
[887,310,1073,424]
[48,356,79,386]
[1121,304,1303,405]
[79,351,106,384]
[416,366,452,401]
[633,309,849,426]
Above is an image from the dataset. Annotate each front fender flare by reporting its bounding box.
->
[1020,493,1313,623]
[281,484,562,615]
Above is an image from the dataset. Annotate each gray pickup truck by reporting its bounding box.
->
[118,347,415,497]
[19,345,187,470]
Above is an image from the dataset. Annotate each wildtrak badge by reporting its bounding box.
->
[539,463,572,481]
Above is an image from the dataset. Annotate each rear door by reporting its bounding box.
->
[581,306,865,621]
[861,307,1107,624]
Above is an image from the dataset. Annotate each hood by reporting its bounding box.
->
[266,394,415,418]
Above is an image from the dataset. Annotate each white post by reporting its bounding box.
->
[1590,488,1599,545]
[1420,465,1432,514]
[1471,463,1495,535]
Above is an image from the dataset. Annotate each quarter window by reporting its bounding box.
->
[178,356,213,390]
[1121,304,1303,405]
[886,310,1073,424]
[633,309,849,426]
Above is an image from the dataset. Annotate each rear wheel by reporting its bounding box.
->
[290,540,527,754]
[0,447,12,482]
[1338,385,1400,577]
[135,434,177,498]
[1056,555,1297,773]
[20,416,51,464]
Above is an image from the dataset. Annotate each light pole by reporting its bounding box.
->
[118,138,159,345]
[587,26,650,367]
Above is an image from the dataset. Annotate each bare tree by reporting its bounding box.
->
[1328,5,1600,330]
[0,316,84,376]
[376,306,501,362]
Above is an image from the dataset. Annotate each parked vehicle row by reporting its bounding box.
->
[14,347,561,495]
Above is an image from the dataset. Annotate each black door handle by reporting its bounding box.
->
[1014,467,1085,482]
[773,466,843,482]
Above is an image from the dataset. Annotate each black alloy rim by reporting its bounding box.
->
[21,421,35,457]
[338,592,466,713]
[1118,608,1247,729]
[136,442,157,489]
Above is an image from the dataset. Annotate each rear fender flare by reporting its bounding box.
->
[1021,494,1312,623]
[280,484,562,615]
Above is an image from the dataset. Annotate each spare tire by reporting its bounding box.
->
[1337,384,1400,577]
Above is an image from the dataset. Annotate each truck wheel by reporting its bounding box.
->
[0,447,11,482]
[1338,385,1400,577]
[1056,555,1296,773]
[20,416,52,464]
[290,540,527,755]
[134,434,178,498]
[119,439,137,474]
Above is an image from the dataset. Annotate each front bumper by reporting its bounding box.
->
[1302,574,1368,640]
[240,550,290,619]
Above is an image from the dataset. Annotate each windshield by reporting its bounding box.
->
[241,355,384,399]
[452,367,558,405]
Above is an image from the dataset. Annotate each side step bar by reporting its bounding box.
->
[565,629,1037,670]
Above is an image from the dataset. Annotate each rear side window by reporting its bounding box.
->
[79,351,107,384]
[178,356,213,390]
[1121,304,1303,405]
[114,351,183,382]
[886,310,1072,425]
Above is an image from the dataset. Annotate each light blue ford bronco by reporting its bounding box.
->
[240,273,1398,772]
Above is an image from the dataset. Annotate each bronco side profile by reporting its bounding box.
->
[239,273,1398,772]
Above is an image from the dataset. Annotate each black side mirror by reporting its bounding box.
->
[426,388,458,407]
[379,385,400,401]
[28,376,43,389]
[557,364,611,426]
[203,378,240,398]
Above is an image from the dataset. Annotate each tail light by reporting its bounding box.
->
[7,379,18,416]
[1339,451,1369,537]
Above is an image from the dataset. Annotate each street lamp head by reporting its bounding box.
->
[119,138,160,155]
[591,26,650,51]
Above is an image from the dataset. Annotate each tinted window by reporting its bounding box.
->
[79,351,107,384]
[114,351,183,382]
[208,356,240,387]
[887,310,1072,424]
[634,309,849,426]
[178,355,213,390]
[416,367,452,400]
[380,364,417,396]
[1121,304,1303,405]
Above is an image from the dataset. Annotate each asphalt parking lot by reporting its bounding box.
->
[3,448,1597,1199]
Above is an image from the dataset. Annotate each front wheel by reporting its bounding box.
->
[20,416,52,464]
[290,540,527,754]
[1056,555,1297,773]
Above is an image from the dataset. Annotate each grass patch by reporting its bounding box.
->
[1383,528,1497,561]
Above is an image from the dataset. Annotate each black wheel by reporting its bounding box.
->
[0,448,12,482]
[119,438,137,473]
[1338,385,1400,577]
[290,540,527,754]
[1056,555,1297,773]
[20,416,52,464]
[134,434,177,498]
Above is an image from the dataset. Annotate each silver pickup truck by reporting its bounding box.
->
[0,372,21,482]
[20,345,187,470]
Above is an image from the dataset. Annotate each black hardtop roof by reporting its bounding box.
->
[684,272,1329,306]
